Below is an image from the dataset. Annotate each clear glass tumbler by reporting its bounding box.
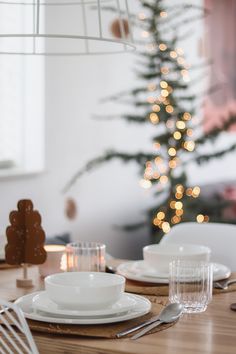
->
[169,261,213,313]
[65,242,106,272]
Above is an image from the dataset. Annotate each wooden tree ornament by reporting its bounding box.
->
[5,200,47,288]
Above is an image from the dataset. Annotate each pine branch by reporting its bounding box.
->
[195,115,236,145]
[117,221,147,232]
[166,3,210,13]
[101,86,155,102]
[63,150,157,193]
[173,95,196,101]
[152,131,172,144]
[194,143,236,165]
[160,14,207,33]
[92,113,150,123]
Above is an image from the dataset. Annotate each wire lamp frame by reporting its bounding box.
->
[0,0,135,55]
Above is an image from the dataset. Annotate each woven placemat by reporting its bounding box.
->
[26,300,176,339]
[125,273,236,296]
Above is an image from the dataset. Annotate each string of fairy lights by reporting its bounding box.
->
[138,7,209,234]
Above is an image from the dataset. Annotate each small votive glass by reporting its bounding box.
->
[38,245,65,277]
[169,260,213,313]
[65,242,106,272]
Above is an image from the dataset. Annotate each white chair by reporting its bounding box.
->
[160,222,236,270]
[0,299,39,354]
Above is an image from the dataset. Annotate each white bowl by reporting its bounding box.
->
[44,272,125,310]
[143,243,211,273]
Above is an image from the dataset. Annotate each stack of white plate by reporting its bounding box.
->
[117,244,231,284]
[117,260,231,283]
[15,272,151,325]
[15,291,151,324]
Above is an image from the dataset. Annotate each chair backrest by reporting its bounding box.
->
[0,299,39,354]
[160,222,236,270]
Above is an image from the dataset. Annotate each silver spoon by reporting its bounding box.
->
[131,302,184,340]
[214,278,236,290]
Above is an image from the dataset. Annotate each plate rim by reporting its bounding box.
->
[15,292,151,325]
[32,291,137,317]
[117,260,231,284]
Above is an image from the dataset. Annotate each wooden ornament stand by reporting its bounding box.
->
[16,263,33,288]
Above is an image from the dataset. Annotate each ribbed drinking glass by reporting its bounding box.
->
[65,242,106,272]
[169,261,213,313]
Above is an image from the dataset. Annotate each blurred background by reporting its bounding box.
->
[0,0,235,259]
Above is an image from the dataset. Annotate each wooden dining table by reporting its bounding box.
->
[1,264,236,354]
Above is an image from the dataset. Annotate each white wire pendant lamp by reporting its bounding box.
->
[0,0,135,55]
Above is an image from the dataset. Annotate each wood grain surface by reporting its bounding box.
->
[1,265,236,354]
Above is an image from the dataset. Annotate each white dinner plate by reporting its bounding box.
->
[32,291,137,317]
[117,260,231,284]
[15,292,151,325]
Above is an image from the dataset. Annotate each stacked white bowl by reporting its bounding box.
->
[45,272,126,310]
[143,244,211,273]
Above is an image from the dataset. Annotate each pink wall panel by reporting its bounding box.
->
[204,0,236,132]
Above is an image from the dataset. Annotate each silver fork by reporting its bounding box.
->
[214,278,236,290]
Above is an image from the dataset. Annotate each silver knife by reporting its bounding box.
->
[116,314,161,338]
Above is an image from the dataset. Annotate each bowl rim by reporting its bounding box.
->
[45,271,125,288]
[143,243,211,256]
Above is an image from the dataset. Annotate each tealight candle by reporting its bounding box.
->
[65,242,106,272]
[38,244,65,278]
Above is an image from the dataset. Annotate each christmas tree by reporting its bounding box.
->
[64,0,236,241]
